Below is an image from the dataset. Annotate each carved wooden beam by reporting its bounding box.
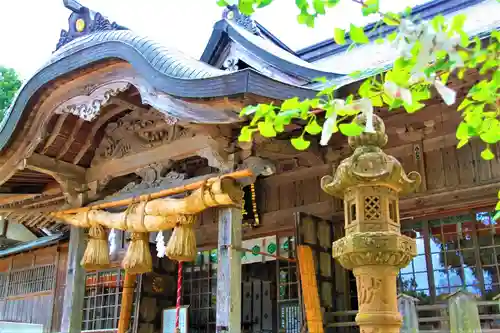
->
[73,104,129,164]
[25,154,86,182]
[24,153,86,206]
[86,134,220,183]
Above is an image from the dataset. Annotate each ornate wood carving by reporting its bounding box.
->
[91,108,195,166]
[54,82,130,121]
[109,168,188,197]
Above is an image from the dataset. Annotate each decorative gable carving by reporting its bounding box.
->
[55,81,130,121]
[91,108,194,166]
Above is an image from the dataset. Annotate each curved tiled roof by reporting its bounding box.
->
[51,30,227,80]
[0,27,320,151]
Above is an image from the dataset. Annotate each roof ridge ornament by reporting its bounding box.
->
[222,4,261,36]
[55,0,128,52]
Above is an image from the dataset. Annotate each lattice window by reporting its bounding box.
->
[6,264,55,296]
[364,196,381,220]
[82,269,139,332]
[182,251,218,333]
[277,236,301,333]
[0,273,7,299]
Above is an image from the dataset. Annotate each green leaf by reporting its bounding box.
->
[457,138,469,149]
[481,147,495,160]
[297,10,315,27]
[291,136,311,150]
[402,6,412,17]
[239,126,255,142]
[457,98,473,111]
[305,119,323,135]
[281,97,300,111]
[239,0,255,15]
[334,28,346,45]
[383,12,400,26]
[258,121,277,138]
[257,0,273,8]
[325,0,340,7]
[431,15,445,31]
[361,0,379,16]
[494,210,500,221]
[456,122,469,140]
[216,0,229,6]
[451,14,466,32]
[403,102,425,113]
[350,24,369,44]
[387,31,398,42]
[339,122,364,136]
[371,95,383,107]
[313,0,326,14]
[358,80,372,98]
[375,38,385,44]
[240,105,258,117]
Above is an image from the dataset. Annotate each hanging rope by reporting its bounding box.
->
[175,261,183,333]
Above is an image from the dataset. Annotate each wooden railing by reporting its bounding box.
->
[324,301,500,332]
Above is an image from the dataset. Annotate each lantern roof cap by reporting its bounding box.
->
[321,114,421,198]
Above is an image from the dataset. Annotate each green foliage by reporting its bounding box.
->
[361,0,379,16]
[0,66,22,120]
[349,24,369,44]
[334,28,346,45]
[221,0,500,219]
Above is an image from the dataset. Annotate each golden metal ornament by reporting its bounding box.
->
[75,18,86,32]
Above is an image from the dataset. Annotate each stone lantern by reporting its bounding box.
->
[321,114,421,333]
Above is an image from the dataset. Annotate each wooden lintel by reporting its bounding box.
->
[196,182,500,248]
[263,164,331,186]
[25,153,86,182]
[86,134,215,182]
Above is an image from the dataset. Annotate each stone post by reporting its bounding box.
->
[321,114,421,333]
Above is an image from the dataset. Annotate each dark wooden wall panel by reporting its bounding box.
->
[51,246,69,332]
[0,244,67,333]
[0,258,11,272]
[0,294,53,331]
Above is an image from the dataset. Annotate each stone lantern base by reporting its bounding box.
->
[332,232,417,333]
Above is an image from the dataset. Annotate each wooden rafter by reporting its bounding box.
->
[56,118,85,159]
[41,113,69,154]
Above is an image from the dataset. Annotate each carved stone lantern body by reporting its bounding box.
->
[322,114,421,333]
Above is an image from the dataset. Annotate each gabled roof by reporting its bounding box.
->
[296,0,487,62]
[201,5,343,82]
[0,2,325,152]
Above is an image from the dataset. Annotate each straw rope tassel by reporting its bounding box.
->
[165,215,197,262]
[81,210,110,270]
[122,198,153,274]
[175,261,183,333]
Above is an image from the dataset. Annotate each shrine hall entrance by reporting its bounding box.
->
[180,213,355,333]
[181,235,300,333]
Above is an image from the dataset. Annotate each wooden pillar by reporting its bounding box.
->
[118,273,137,333]
[216,207,242,333]
[60,226,86,333]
